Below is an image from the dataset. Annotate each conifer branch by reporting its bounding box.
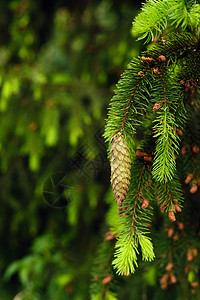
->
[102,0,200,288]
[132,0,200,43]
[104,59,152,144]
[120,70,148,131]
[130,163,146,230]
[112,160,155,275]
[161,65,167,103]
[151,66,183,182]
[152,106,179,182]
[90,237,118,299]
[143,32,197,61]
[155,174,184,220]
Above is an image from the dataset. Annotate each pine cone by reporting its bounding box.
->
[110,132,131,206]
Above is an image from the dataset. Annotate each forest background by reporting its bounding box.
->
[0,0,144,299]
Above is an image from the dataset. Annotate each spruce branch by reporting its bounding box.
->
[132,0,200,43]
[143,32,197,62]
[104,58,152,144]
[152,105,180,182]
[155,174,184,218]
[112,232,139,276]
[112,230,155,276]
[103,0,200,287]
[138,233,155,262]
[112,160,155,275]
[132,0,169,43]
[90,237,117,299]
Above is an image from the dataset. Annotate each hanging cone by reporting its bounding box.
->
[110,132,131,207]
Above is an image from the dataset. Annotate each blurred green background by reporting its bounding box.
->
[0,0,142,299]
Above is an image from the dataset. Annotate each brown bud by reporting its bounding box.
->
[146,222,152,229]
[165,262,173,271]
[94,275,100,280]
[190,184,198,194]
[142,56,154,63]
[153,102,162,112]
[160,273,169,290]
[142,199,149,209]
[158,55,166,61]
[153,67,160,75]
[167,227,174,238]
[144,156,152,162]
[173,233,179,241]
[102,274,113,285]
[176,128,183,136]
[138,71,144,77]
[192,247,198,257]
[135,150,148,157]
[181,146,187,155]
[178,222,184,231]
[191,281,199,288]
[187,249,193,261]
[185,174,193,184]
[175,204,182,212]
[104,231,116,241]
[180,80,185,85]
[169,272,177,284]
[192,145,199,154]
[168,211,176,222]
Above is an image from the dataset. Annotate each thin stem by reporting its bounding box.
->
[131,163,146,231]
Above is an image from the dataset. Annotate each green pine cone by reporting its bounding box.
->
[110,132,131,207]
